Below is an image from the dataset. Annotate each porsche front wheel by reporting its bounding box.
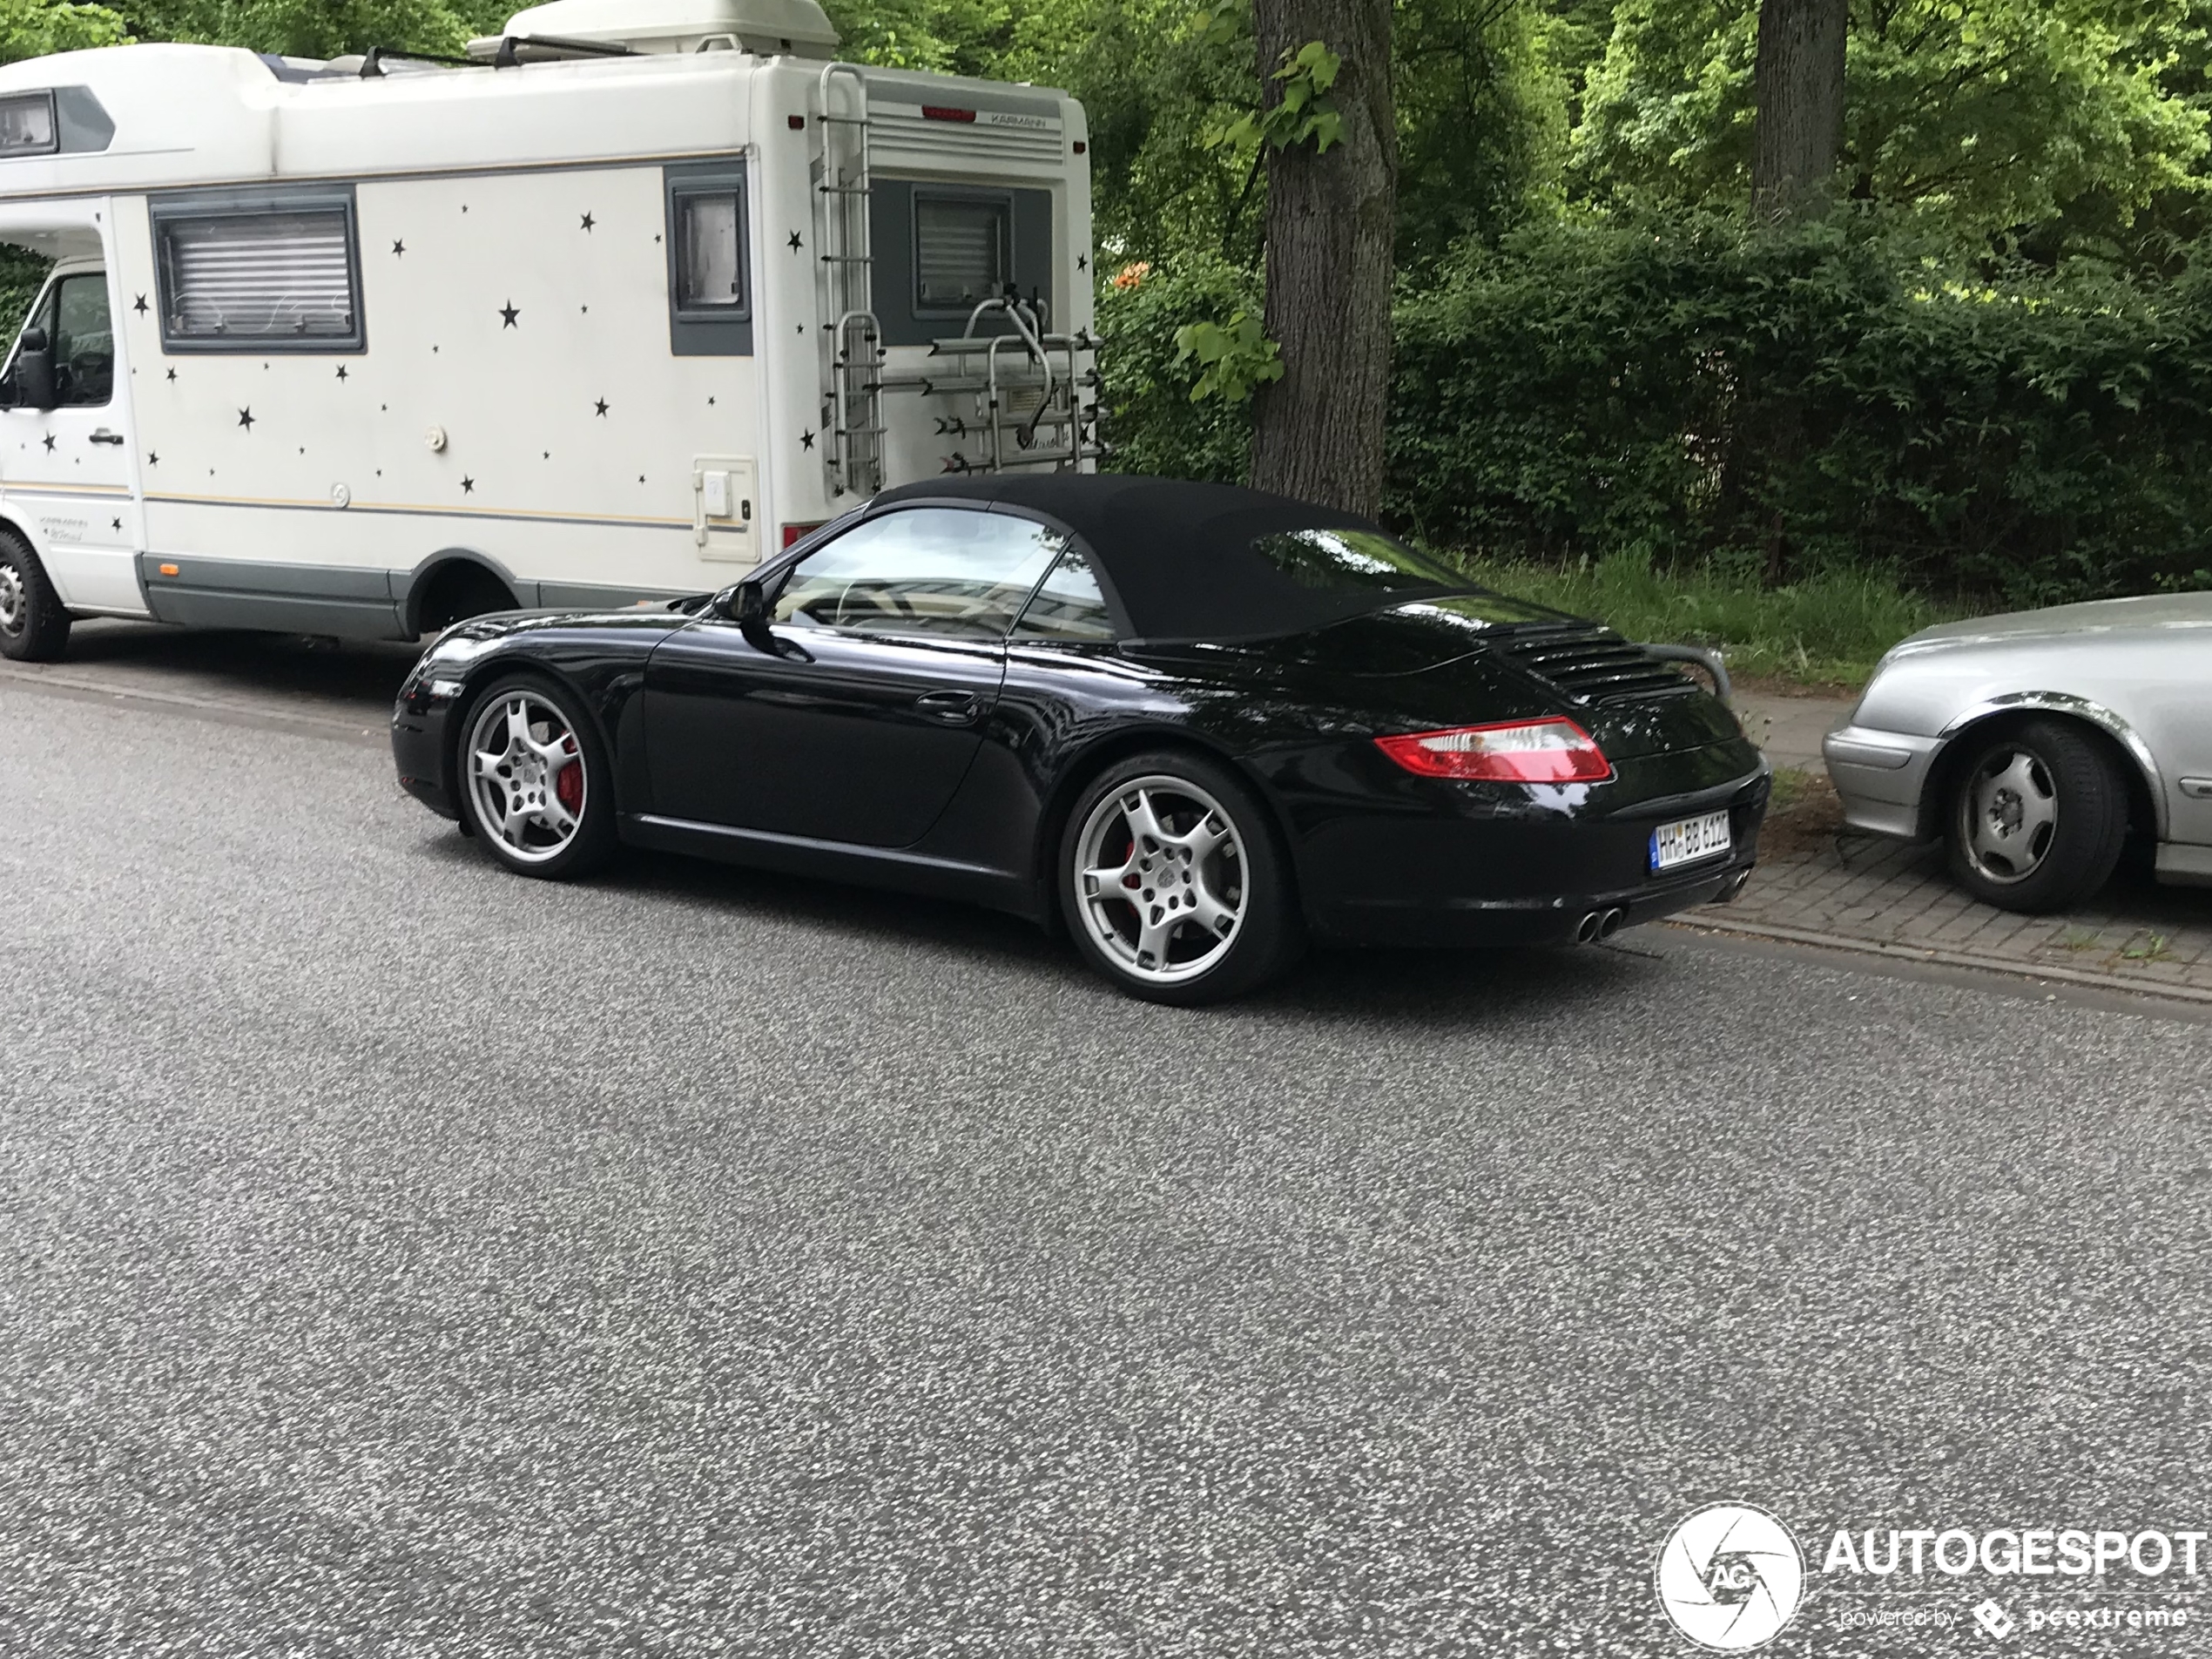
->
[1062,752,1301,1005]
[459,677,617,880]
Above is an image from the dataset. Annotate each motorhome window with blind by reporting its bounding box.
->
[914,192,1009,314]
[152,196,363,351]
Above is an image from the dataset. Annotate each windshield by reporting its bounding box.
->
[1248,528,1468,594]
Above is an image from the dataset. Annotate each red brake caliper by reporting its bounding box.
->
[554,738,583,815]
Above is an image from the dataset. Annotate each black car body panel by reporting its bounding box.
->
[394,478,1770,948]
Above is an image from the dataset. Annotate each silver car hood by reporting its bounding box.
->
[1895,590,2212,656]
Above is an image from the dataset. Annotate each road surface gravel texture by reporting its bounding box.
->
[0,674,2208,1657]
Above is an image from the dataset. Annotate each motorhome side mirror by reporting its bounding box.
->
[13,327,56,411]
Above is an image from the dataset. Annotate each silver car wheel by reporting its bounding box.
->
[1959,745,2059,884]
[465,691,588,864]
[1073,773,1247,984]
[0,561,24,638]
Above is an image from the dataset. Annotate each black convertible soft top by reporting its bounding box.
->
[867,473,1468,641]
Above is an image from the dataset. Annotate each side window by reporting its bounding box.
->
[152,191,363,351]
[914,191,1010,314]
[773,508,1067,639]
[664,163,751,355]
[1011,546,1116,641]
[52,273,111,407]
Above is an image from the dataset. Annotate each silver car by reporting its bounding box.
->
[1823,592,2212,912]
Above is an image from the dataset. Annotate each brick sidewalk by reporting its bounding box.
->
[1680,801,2212,1006]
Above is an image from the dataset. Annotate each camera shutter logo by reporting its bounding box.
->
[1656,1502,1806,1651]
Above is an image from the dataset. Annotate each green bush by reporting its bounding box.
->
[1388,211,2212,606]
[1094,250,1258,484]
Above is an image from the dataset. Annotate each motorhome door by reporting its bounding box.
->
[0,257,143,613]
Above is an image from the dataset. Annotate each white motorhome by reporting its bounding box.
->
[0,0,1100,659]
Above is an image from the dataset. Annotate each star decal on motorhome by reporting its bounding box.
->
[500,301,520,327]
[132,293,148,314]
[462,476,475,494]
[165,368,177,382]
[238,408,254,430]
[788,231,803,252]
[392,239,405,256]
[146,452,158,466]
[40,432,54,452]
[800,429,815,450]
[594,398,610,416]
[581,212,596,232]
[335,366,347,381]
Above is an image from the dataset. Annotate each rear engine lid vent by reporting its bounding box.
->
[1501,626,1701,705]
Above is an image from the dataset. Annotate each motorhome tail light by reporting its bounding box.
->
[782,522,826,549]
[921,105,976,123]
[1375,718,1613,784]
[787,114,805,130]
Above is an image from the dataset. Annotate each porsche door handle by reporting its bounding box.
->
[89,429,125,445]
[914,690,981,726]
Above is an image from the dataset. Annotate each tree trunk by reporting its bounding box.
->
[1750,0,1846,220]
[1250,0,1395,516]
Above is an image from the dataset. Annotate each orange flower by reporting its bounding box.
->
[1111,261,1151,291]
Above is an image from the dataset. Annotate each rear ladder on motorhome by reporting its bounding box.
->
[815,62,884,499]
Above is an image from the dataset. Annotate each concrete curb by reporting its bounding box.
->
[1667,912,2212,1008]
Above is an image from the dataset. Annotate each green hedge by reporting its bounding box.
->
[1390,212,2212,604]
[1099,213,2212,606]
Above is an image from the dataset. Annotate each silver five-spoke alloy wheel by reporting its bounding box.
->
[466,691,588,865]
[1073,774,1248,985]
[0,560,24,641]
[1959,744,2059,884]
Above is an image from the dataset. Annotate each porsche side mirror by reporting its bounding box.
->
[733,575,767,625]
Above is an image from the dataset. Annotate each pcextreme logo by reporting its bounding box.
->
[1656,1502,1807,1652]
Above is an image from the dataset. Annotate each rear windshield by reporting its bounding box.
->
[1250,528,1467,594]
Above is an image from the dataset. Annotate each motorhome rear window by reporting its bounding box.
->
[0,93,56,156]
[914,192,1009,313]
[152,195,364,351]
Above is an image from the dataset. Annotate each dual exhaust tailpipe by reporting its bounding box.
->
[1575,867,1751,944]
[1575,907,1625,945]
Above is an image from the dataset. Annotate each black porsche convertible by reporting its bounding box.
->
[392,475,1769,1003]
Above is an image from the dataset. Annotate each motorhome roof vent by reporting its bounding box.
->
[488,0,840,57]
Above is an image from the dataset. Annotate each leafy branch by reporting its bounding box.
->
[1209,39,1345,160]
[1173,309,1284,403]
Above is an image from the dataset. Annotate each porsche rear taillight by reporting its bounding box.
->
[1375,718,1613,784]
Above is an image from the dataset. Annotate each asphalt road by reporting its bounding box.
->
[2,625,2209,1657]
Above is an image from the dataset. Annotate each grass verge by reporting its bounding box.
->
[1438,549,1969,690]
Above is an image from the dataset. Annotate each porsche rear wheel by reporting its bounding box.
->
[1062,751,1300,1005]
[1945,718,2128,914]
[459,676,617,880]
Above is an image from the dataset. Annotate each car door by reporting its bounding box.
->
[643,504,1069,847]
[0,265,142,613]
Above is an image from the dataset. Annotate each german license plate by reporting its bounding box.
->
[1650,810,1732,873]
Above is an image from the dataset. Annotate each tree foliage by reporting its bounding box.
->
[1576,0,2211,246]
